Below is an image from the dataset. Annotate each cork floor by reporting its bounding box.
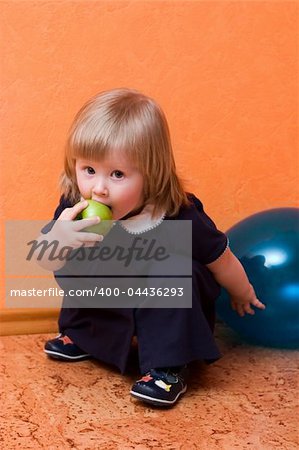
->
[1,325,298,450]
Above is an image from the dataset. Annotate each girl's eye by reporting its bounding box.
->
[85,167,95,175]
[112,170,124,179]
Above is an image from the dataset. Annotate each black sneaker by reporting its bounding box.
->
[44,334,92,361]
[130,366,188,407]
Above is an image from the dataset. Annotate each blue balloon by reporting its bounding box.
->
[216,208,299,349]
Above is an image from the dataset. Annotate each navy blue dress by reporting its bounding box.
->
[47,194,228,374]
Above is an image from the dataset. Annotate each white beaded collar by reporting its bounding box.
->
[119,204,166,235]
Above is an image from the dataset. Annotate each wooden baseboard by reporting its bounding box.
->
[0,308,59,336]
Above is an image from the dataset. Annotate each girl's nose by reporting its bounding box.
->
[93,179,108,197]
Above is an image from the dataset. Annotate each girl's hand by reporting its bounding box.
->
[230,284,266,317]
[206,248,266,318]
[34,200,103,272]
[49,200,103,249]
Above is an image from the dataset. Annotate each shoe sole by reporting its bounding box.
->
[130,385,187,407]
[44,349,92,361]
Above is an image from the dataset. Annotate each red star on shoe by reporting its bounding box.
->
[137,374,153,383]
[58,335,73,345]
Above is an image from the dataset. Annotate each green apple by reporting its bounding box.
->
[80,199,113,236]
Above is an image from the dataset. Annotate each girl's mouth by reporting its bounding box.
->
[91,199,112,210]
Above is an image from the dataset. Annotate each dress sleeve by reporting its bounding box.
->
[41,195,73,234]
[52,195,73,219]
[187,194,229,265]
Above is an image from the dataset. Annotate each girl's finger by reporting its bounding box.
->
[244,304,255,315]
[231,302,237,311]
[252,298,266,309]
[71,200,89,216]
[76,231,104,242]
[59,200,89,221]
[236,305,245,317]
[73,216,101,231]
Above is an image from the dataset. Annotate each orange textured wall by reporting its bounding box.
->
[1,1,298,309]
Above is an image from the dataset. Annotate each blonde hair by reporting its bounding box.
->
[61,88,189,216]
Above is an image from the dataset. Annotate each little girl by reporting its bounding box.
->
[39,88,265,407]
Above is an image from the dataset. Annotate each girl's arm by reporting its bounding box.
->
[34,200,103,272]
[206,248,266,317]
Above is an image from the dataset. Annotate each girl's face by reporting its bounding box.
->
[75,154,144,220]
